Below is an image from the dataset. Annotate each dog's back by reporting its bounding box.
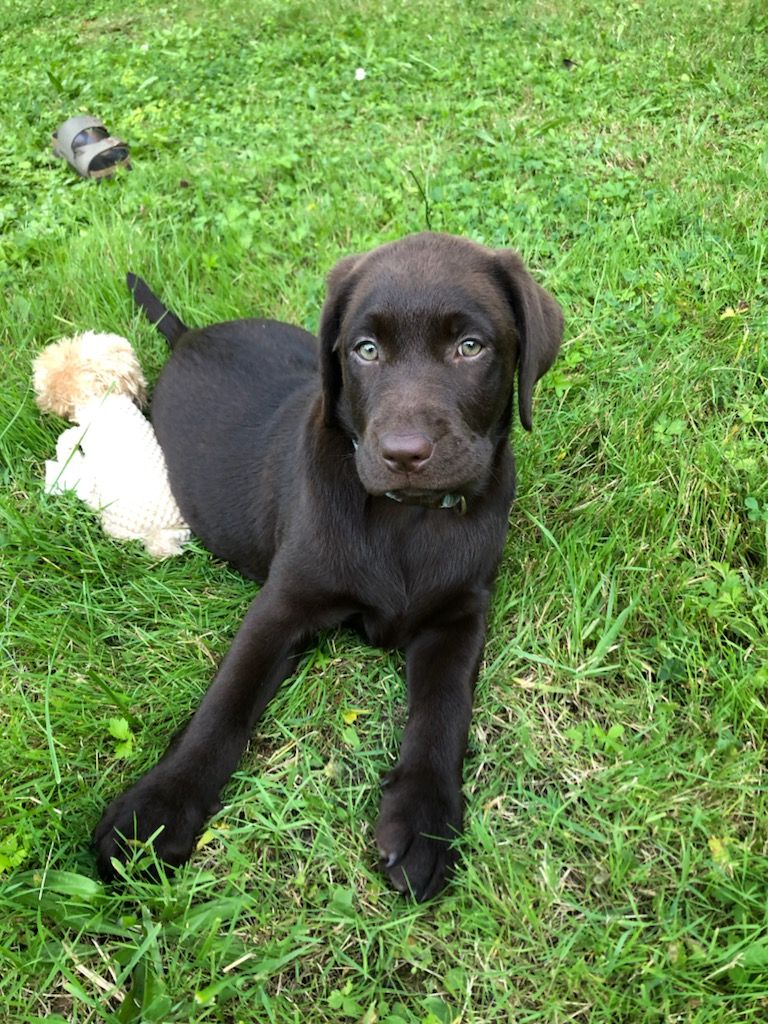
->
[128,275,320,577]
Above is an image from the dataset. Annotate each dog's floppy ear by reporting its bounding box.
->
[494,250,564,431]
[318,253,360,427]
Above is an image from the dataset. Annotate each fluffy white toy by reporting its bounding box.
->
[33,331,190,558]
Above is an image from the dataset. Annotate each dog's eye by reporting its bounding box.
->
[457,338,484,358]
[354,339,379,362]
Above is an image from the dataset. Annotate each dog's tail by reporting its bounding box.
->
[127,272,188,348]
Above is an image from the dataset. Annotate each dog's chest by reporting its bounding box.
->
[350,511,503,649]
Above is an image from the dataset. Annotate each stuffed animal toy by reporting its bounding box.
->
[33,331,190,558]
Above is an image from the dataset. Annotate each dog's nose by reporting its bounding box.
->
[380,432,434,473]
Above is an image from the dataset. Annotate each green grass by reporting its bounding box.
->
[2,0,768,1020]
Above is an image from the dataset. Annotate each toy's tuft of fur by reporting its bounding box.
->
[33,330,147,420]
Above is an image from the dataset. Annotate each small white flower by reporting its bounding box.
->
[354,67,366,81]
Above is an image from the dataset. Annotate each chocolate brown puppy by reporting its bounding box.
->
[94,233,563,900]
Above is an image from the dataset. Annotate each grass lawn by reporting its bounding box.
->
[2,0,768,1020]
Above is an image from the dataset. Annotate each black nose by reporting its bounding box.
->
[380,432,434,473]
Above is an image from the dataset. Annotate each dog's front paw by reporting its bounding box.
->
[374,767,463,901]
[93,770,211,881]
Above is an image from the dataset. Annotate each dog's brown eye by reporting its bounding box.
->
[458,338,483,358]
[354,339,379,362]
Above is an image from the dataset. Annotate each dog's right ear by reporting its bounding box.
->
[493,250,564,432]
[318,254,360,427]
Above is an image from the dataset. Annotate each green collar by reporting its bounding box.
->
[384,490,468,514]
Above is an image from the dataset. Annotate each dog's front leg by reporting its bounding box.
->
[94,582,344,880]
[375,591,490,901]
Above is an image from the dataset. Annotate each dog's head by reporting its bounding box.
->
[319,232,563,502]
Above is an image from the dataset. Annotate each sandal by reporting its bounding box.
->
[52,115,131,179]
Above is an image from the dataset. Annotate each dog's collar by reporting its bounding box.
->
[384,490,468,514]
[350,437,467,515]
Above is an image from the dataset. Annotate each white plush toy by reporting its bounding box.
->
[33,331,190,558]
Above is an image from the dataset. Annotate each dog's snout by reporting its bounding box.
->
[380,432,434,473]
